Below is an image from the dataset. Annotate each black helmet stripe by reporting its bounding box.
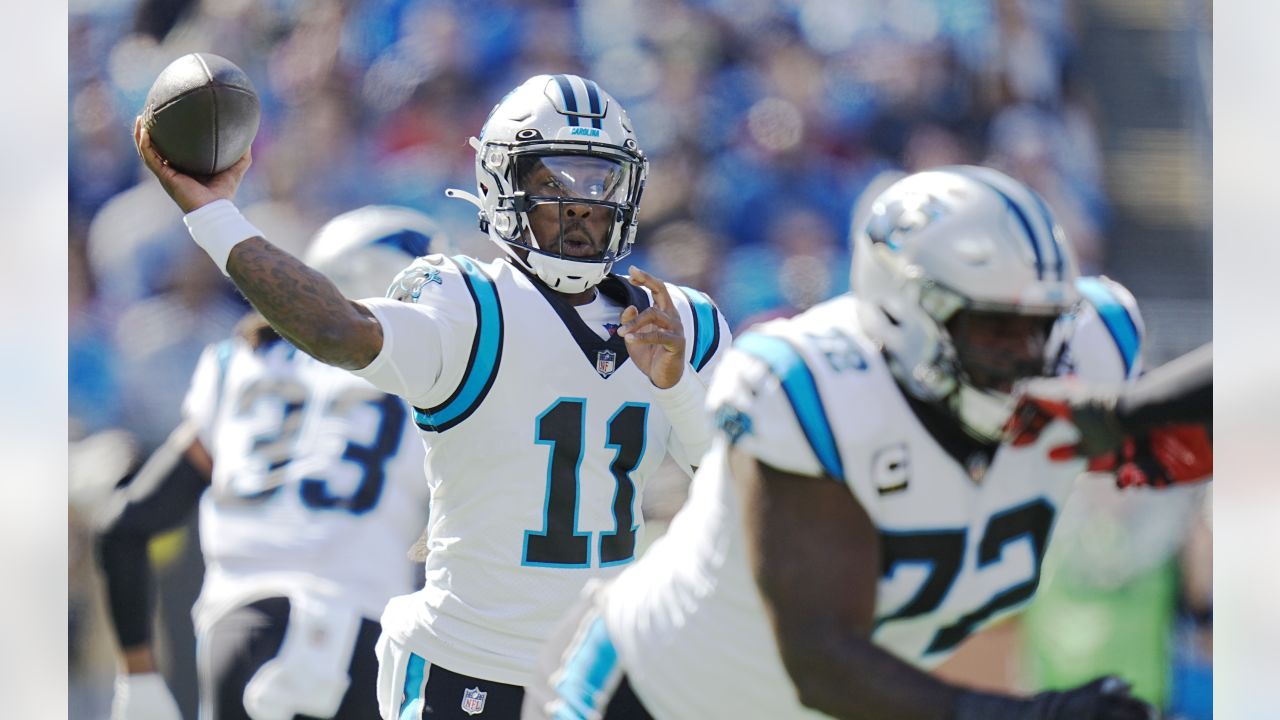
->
[552,74,580,127]
[582,78,604,129]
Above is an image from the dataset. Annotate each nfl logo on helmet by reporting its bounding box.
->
[461,687,487,715]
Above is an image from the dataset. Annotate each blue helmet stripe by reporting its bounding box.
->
[553,74,580,127]
[372,229,432,258]
[1029,191,1064,280]
[583,78,603,130]
[552,616,619,718]
[956,169,1046,279]
[736,333,845,482]
[414,256,503,431]
[1075,277,1140,377]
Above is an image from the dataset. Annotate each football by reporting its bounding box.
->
[142,53,260,176]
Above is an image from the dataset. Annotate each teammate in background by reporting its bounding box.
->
[1008,342,1212,487]
[96,206,440,720]
[134,73,731,719]
[525,167,1160,720]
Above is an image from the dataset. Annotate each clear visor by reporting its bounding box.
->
[516,154,631,204]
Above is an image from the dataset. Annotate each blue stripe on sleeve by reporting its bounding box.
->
[678,285,720,371]
[735,332,844,482]
[414,257,503,431]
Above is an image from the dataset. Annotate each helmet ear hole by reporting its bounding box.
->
[516,128,542,140]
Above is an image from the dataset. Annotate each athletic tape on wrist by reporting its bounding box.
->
[183,199,263,276]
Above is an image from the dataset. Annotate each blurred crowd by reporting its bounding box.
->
[69,0,1112,445]
[68,0,1208,718]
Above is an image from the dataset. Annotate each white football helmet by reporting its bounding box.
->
[447,74,648,294]
[304,205,450,300]
[851,166,1080,440]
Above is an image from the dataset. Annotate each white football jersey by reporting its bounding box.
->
[604,293,1135,720]
[182,334,428,631]
[352,255,730,686]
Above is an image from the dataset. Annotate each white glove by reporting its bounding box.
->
[111,673,182,720]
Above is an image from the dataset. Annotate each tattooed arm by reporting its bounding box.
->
[133,116,383,370]
[226,238,383,369]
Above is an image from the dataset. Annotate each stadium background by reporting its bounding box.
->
[64,0,1212,718]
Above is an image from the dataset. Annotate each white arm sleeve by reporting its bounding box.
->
[658,285,735,466]
[351,261,479,408]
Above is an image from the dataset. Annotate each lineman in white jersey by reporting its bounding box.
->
[526,167,1159,720]
[96,206,440,720]
[132,73,730,719]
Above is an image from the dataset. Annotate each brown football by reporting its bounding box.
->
[142,53,260,176]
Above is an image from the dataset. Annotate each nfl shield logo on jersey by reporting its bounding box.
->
[461,687,487,715]
[596,349,617,379]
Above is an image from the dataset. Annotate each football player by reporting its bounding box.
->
[133,74,731,720]
[96,206,440,720]
[524,167,1161,720]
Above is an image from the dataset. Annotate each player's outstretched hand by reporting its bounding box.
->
[133,115,251,214]
[1006,377,1211,488]
[1005,376,1125,459]
[619,267,686,389]
[1031,676,1158,720]
[111,673,182,720]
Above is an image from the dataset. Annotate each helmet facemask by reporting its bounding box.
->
[940,301,1063,441]
[850,166,1081,443]
[448,75,648,295]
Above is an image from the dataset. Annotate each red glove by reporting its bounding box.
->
[1006,379,1212,488]
[1092,424,1213,488]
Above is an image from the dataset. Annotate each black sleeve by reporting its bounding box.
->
[95,448,209,649]
[1117,342,1212,434]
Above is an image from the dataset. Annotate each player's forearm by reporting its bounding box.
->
[777,629,959,720]
[1117,341,1212,433]
[226,238,384,370]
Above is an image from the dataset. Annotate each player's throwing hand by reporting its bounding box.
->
[133,115,251,214]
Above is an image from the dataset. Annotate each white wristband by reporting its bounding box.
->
[652,366,713,463]
[183,199,263,276]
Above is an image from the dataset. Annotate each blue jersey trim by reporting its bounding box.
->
[552,616,618,720]
[735,333,844,482]
[1076,277,1140,376]
[599,402,648,568]
[399,652,427,720]
[678,285,721,372]
[413,256,503,431]
[523,397,592,569]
